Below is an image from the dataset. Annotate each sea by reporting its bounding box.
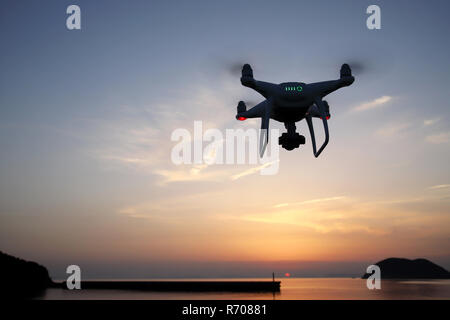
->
[37,278,450,300]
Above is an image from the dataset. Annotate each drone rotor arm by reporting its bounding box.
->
[240,65,277,99]
[236,100,266,119]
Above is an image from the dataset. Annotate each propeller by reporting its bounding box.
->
[223,61,259,110]
[244,100,258,108]
[344,60,368,75]
[226,61,247,76]
[338,50,396,77]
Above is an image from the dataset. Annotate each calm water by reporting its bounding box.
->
[39,278,450,300]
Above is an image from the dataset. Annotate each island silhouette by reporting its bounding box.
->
[362,257,450,279]
[0,251,53,298]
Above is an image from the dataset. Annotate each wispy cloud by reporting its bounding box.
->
[428,184,450,190]
[352,95,392,112]
[234,214,389,235]
[424,118,440,126]
[273,196,346,208]
[425,131,450,144]
[88,79,243,183]
[230,160,279,180]
[154,167,227,183]
[375,122,412,138]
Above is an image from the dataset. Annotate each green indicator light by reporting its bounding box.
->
[285,86,303,92]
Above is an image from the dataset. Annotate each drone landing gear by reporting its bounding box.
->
[279,122,305,151]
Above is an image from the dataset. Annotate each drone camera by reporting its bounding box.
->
[279,132,306,151]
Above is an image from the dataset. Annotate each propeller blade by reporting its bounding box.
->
[344,60,367,75]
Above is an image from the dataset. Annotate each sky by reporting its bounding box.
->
[0,0,449,279]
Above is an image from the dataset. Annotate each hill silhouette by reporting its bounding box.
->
[362,257,450,279]
[0,251,53,298]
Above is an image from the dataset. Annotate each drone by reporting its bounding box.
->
[235,63,355,157]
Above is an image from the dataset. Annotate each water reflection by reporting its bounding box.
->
[38,278,450,300]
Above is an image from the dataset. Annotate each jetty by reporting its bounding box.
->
[57,280,281,292]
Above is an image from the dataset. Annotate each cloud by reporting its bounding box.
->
[425,132,450,144]
[352,95,392,112]
[87,78,243,183]
[375,122,412,137]
[230,160,279,180]
[428,184,450,190]
[231,206,389,236]
[273,196,347,208]
[237,216,388,235]
[228,191,450,239]
[424,118,440,126]
[154,165,233,184]
[273,203,289,208]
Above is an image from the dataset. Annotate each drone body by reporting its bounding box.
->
[236,64,355,157]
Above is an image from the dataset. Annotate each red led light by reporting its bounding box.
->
[238,117,247,121]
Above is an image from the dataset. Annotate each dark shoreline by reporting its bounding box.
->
[52,280,281,292]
